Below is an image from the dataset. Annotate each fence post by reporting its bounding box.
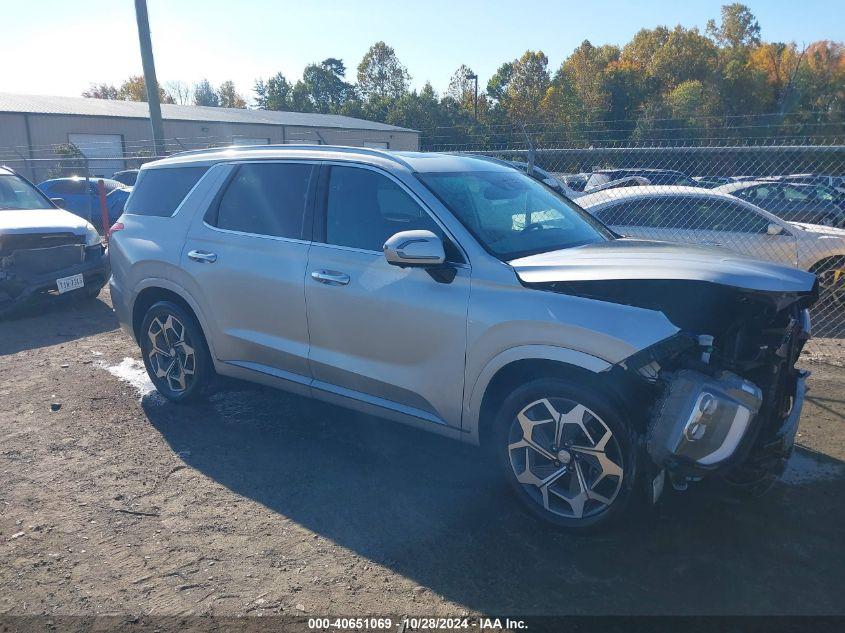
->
[97,179,110,237]
[83,158,93,224]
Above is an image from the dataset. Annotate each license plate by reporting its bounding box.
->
[56,273,84,294]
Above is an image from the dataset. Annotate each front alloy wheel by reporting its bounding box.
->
[495,378,635,529]
[508,397,625,520]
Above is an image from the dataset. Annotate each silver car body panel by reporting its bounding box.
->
[510,238,816,293]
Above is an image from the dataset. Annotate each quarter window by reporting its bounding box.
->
[214,163,315,239]
[325,166,442,252]
[125,166,209,217]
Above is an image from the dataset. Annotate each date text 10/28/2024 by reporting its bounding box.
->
[307,617,528,630]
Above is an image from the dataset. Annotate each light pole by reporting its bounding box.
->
[467,73,478,121]
[134,0,166,158]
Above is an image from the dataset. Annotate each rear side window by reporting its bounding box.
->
[213,162,315,239]
[125,166,209,217]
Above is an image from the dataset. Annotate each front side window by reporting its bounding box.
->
[212,163,314,239]
[325,166,442,251]
[0,174,53,210]
[420,170,610,260]
[125,166,209,217]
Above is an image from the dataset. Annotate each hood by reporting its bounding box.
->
[0,208,91,236]
[510,238,815,294]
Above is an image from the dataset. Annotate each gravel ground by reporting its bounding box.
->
[1,289,844,618]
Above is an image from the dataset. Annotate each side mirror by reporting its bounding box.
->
[50,197,65,208]
[383,230,446,268]
[767,223,784,235]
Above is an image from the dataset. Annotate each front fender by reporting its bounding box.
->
[462,344,612,445]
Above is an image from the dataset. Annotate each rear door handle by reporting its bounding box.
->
[187,249,218,263]
[311,270,350,286]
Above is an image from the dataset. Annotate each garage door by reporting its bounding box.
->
[67,133,125,178]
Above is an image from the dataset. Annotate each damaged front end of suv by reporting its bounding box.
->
[513,239,817,500]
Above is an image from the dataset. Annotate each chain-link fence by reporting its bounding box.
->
[454,140,845,360]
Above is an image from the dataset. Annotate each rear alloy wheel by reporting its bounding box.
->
[140,301,212,402]
[495,378,635,530]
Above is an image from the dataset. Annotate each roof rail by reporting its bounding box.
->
[167,144,415,169]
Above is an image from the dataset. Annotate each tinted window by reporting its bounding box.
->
[125,166,209,217]
[0,174,53,210]
[46,179,87,195]
[594,201,646,226]
[782,185,810,201]
[214,163,314,238]
[614,196,771,232]
[326,166,442,251]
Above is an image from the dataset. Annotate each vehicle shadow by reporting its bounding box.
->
[0,292,118,356]
[144,385,845,615]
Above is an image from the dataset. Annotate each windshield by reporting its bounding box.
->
[419,170,611,260]
[0,174,53,211]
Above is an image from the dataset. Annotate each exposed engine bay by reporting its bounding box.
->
[527,276,818,496]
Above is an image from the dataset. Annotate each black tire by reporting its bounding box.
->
[492,377,637,531]
[139,300,213,403]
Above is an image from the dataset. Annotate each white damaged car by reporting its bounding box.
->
[0,166,108,317]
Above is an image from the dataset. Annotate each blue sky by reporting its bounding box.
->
[3,0,843,103]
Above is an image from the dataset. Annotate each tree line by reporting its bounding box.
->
[82,4,844,149]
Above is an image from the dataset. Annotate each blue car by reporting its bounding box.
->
[37,177,127,228]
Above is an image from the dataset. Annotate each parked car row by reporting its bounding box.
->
[553,169,845,227]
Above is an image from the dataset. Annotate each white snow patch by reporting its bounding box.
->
[781,450,844,485]
[97,357,157,398]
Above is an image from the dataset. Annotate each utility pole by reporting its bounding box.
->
[467,73,479,121]
[134,0,166,157]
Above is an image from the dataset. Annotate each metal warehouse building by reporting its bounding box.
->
[0,92,419,181]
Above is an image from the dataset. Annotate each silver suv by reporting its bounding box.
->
[109,146,817,530]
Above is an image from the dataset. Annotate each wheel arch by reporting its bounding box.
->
[466,345,621,447]
[130,280,214,358]
[809,254,845,273]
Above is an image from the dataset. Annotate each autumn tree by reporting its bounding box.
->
[297,58,353,113]
[82,83,119,100]
[218,81,247,108]
[254,73,293,111]
[116,76,175,103]
[357,42,410,101]
[502,51,551,125]
[447,65,478,113]
[707,3,761,49]
[193,79,219,107]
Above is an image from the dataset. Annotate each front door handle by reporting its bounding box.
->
[188,249,218,263]
[311,270,350,286]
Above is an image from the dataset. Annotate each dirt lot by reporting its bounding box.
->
[1,289,844,618]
